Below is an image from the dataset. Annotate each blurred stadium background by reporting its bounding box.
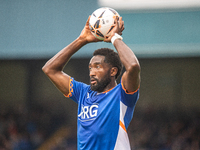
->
[0,0,200,149]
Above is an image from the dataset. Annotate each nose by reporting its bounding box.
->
[89,68,96,77]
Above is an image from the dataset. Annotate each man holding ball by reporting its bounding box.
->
[42,15,140,150]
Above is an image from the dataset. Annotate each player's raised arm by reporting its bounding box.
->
[104,17,141,93]
[42,16,101,96]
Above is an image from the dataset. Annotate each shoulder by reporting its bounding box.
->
[118,82,139,107]
[70,77,89,89]
[65,77,90,98]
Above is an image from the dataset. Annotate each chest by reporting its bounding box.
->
[77,91,120,123]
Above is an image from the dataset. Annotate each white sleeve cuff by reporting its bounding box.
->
[111,33,123,45]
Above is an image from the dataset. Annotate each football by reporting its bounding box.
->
[89,7,120,40]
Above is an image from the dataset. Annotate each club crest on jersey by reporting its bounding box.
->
[78,104,99,121]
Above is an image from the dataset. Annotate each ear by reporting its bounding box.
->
[110,67,118,77]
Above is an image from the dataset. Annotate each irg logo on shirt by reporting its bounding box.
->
[78,104,99,121]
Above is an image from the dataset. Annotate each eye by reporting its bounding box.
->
[96,65,100,69]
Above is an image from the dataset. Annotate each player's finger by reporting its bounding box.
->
[86,16,91,25]
[118,17,124,35]
[113,16,117,28]
[119,17,124,28]
[121,22,125,31]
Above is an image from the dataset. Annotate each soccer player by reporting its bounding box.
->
[42,16,140,150]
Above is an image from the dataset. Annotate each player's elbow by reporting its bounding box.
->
[42,63,61,77]
[127,63,141,74]
[42,64,51,75]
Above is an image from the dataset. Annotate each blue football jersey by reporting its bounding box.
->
[66,77,139,150]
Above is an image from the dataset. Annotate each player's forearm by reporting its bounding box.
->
[113,39,140,73]
[42,37,87,74]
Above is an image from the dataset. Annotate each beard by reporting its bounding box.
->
[90,73,111,93]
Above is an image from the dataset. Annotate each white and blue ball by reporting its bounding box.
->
[89,7,120,40]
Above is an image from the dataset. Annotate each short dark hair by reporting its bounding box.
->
[93,48,123,79]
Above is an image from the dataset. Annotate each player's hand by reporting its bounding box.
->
[104,16,124,43]
[79,16,102,44]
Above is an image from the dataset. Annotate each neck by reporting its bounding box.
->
[101,80,117,93]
